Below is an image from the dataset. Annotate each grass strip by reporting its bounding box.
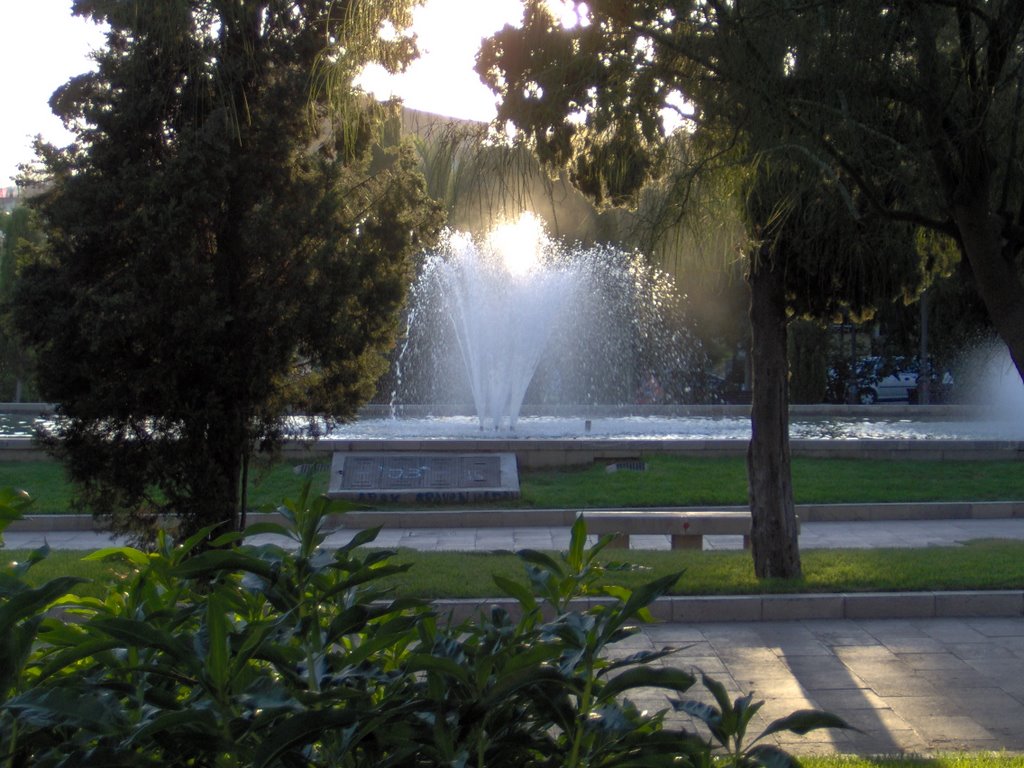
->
[9,539,1024,600]
[3,455,1023,514]
[519,456,1024,508]
[803,756,1024,768]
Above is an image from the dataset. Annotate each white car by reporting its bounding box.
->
[855,368,917,403]
[851,357,950,404]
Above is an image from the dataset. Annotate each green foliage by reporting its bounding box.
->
[12,0,443,542]
[0,483,850,766]
[788,321,829,404]
[0,205,40,401]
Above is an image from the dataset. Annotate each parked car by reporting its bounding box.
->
[838,357,952,404]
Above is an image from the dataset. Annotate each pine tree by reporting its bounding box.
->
[14,0,442,541]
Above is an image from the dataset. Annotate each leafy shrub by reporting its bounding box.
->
[1,483,850,766]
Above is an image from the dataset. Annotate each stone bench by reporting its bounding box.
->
[578,510,800,550]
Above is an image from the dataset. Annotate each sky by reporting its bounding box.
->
[0,0,528,187]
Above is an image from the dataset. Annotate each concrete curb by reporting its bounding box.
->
[431,590,1024,624]
[11,500,1024,531]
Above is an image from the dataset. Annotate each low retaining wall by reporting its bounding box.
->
[295,438,1024,469]
[3,435,1022,468]
[432,590,1024,624]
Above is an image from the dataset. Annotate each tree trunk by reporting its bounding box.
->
[953,203,1024,384]
[746,251,802,579]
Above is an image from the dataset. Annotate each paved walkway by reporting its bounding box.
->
[629,616,1024,755]
[5,517,1024,756]
[8,516,1024,551]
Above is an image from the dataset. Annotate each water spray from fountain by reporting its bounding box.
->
[387,212,706,431]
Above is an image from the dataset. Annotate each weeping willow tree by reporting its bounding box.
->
[12,0,443,542]
[401,109,602,240]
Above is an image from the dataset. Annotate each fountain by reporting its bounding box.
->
[384,213,706,430]
[969,342,1024,416]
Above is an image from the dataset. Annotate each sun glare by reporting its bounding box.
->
[486,212,548,277]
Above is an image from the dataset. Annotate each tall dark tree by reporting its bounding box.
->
[478,1,925,577]
[0,204,40,401]
[13,0,442,541]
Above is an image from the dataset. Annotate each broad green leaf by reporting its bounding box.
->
[205,591,230,692]
[671,698,719,724]
[478,664,568,708]
[702,673,737,728]
[620,570,683,620]
[516,548,565,577]
[598,666,696,702]
[176,523,222,559]
[6,687,124,733]
[83,546,151,567]
[600,646,681,674]
[671,698,729,746]
[403,653,473,686]
[757,709,855,739]
[91,617,193,662]
[171,549,276,579]
[253,709,364,768]
[0,576,85,628]
[208,529,248,548]
[0,486,31,543]
[602,584,632,602]
[36,637,123,681]
[334,525,383,551]
[240,521,295,540]
[493,574,536,610]
[567,515,588,572]
[128,708,222,745]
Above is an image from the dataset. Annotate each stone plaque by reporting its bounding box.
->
[327,452,519,504]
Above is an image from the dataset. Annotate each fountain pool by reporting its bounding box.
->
[327,405,1024,442]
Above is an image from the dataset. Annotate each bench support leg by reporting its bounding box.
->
[605,533,630,549]
[742,535,751,550]
[670,535,703,550]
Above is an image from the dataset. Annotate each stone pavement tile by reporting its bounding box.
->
[988,634,1024,654]
[962,656,1024,682]
[805,621,882,646]
[965,617,1024,637]
[855,618,930,637]
[840,726,930,756]
[730,677,810,701]
[908,715,997,748]
[860,671,941,699]
[780,664,869,692]
[915,617,993,643]
[878,637,951,654]
[714,646,781,665]
[642,623,707,643]
[831,644,901,663]
[947,641,1019,660]
[947,687,1024,715]
[700,624,769,645]
[767,641,835,657]
[754,621,826,641]
[898,652,978,672]
[609,631,656,652]
[661,639,717,657]
[671,656,731,676]
[809,687,890,712]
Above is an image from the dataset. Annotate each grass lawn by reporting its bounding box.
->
[8,538,1024,600]
[2,455,1023,513]
[804,757,1024,768]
